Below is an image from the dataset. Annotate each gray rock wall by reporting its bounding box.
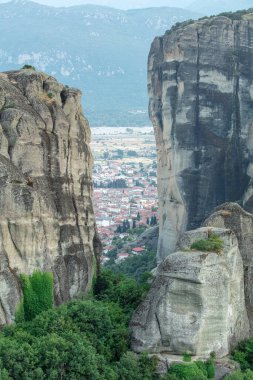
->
[130,227,249,357]
[203,202,253,333]
[148,14,253,262]
[0,69,100,325]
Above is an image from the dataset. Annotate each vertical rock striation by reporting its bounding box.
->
[148,12,253,262]
[203,202,253,333]
[0,69,101,325]
[130,227,249,357]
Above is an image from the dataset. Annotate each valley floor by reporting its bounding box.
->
[91,126,158,252]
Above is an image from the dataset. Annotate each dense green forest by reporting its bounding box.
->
[0,270,155,379]
[0,269,215,379]
[105,248,156,282]
[0,262,253,378]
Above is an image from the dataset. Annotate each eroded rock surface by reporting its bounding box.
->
[130,227,249,357]
[0,69,100,324]
[148,13,253,261]
[203,202,253,332]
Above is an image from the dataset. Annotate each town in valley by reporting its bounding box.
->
[91,126,158,263]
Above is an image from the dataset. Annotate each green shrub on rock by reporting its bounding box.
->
[183,352,192,362]
[21,64,36,70]
[167,362,207,380]
[190,233,223,253]
[20,271,53,321]
[232,337,253,371]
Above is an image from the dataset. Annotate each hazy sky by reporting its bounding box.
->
[0,0,251,11]
[1,0,195,8]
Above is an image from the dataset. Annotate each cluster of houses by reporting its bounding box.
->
[92,160,158,259]
[101,247,146,265]
[91,127,158,264]
[93,161,157,188]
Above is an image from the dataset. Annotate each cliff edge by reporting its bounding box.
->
[0,68,100,324]
[148,11,253,261]
[130,227,249,357]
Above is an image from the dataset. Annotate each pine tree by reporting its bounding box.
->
[150,215,156,226]
[116,225,122,233]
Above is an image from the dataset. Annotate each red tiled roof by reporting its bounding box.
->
[132,247,145,252]
[117,253,130,258]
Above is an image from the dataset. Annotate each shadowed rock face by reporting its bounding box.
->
[203,202,253,333]
[130,227,249,358]
[148,14,253,262]
[0,69,101,325]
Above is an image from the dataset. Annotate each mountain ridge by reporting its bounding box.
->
[0,1,201,126]
[0,0,250,126]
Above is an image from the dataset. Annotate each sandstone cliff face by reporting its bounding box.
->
[203,203,253,333]
[148,14,253,261]
[0,69,100,324]
[130,227,249,357]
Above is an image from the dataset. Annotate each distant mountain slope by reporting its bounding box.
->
[188,0,253,15]
[0,1,201,126]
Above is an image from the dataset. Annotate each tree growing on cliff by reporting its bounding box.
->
[21,64,36,70]
[19,271,53,322]
[190,234,223,254]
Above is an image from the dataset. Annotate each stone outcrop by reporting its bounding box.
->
[130,227,249,358]
[203,202,253,332]
[148,12,253,262]
[124,225,159,253]
[0,69,100,325]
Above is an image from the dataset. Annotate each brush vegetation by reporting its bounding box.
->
[166,8,253,35]
[18,271,53,322]
[0,269,221,379]
[190,234,224,253]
